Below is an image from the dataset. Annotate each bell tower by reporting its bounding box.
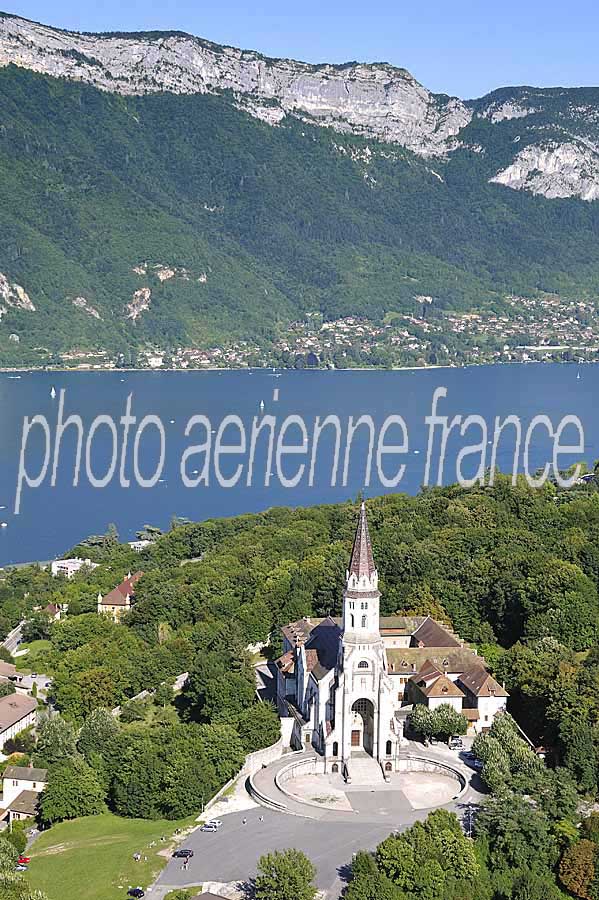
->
[342,501,380,641]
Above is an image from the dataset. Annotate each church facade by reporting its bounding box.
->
[276,503,508,776]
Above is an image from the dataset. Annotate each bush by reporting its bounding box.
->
[5,821,27,854]
[3,727,35,756]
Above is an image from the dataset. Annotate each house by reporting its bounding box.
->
[128,540,154,553]
[97,571,143,622]
[0,694,38,747]
[51,557,98,579]
[275,504,509,776]
[1,765,47,825]
[42,603,62,622]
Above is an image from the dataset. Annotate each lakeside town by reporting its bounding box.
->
[50,294,599,373]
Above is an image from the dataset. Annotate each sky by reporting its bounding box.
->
[3,0,599,99]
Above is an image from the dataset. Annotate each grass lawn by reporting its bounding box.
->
[26,813,194,900]
[15,640,53,672]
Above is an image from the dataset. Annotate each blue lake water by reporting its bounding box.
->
[0,363,593,565]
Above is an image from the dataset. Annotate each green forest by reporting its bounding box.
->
[3,66,599,365]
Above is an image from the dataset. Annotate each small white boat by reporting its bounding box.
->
[50,386,56,399]
[260,399,265,410]
[7,375,21,379]
[1,523,7,528]
[577,371,581,380]
[170,419,175,424]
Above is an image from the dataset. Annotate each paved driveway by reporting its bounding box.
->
[156,806,397,897]
[157,793,483,897]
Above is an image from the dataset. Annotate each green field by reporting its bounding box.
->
[25,813,194,900]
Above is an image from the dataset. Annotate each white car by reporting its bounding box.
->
[200,823,219,833]
[206,819,222,828]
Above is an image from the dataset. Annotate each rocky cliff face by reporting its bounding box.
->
[0,13,471,156]
[2,13,599,200]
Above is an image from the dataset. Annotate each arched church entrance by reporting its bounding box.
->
[351,698,375,755]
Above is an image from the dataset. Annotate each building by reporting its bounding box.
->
[1,765,47,825]
[97,571,143,621]
[128,540,154,553]
[42,602,63,622]
[0,694,38,747]
[276,503,508,777]
[51,557,98,579]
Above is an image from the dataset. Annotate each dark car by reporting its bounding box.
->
[172,849,194,859]
[127,888,145,898]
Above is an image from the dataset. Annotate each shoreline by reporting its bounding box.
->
[0,359,589,375]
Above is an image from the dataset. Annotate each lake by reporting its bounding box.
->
[0,363,593,565]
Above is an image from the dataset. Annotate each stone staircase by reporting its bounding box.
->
[346,753,385,785]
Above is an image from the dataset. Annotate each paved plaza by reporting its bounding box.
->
[155,743,486,899]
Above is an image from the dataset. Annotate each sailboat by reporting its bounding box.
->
[259,399,265,411]
[50,386,56,399]
[577,370,581,381]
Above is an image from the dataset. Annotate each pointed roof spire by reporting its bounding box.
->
[349,501,376,579]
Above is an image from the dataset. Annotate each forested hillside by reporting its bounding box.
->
[3,63,599,365]
[3,479,599,896]
[3,478,599,763]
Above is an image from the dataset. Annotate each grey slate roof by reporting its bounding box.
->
[348,502,376,579]
[3,765,47,783]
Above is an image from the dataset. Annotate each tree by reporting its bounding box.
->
[77,707,120,779]
[22,612,52,643]
[559,839,597,899]
[154,682,174,709]
[39,758,106,826]
[237,702,280,753]
[562,721,597,794]
[408,705,434,741]
[475,795,558,874]
[0,681,16,698]
[255,848,317,900]
[4,821,27,855]
[34,715,78,766]
[430,704,467,740]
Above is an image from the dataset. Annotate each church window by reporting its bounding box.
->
[386,740,392,756]
[350,614,355,628]
[361,615,367,628]
[358,660,369,669]
[333,741,339,757]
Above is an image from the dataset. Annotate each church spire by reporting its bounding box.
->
[348,501,376,580]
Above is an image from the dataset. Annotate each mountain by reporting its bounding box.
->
[1,12,599,368]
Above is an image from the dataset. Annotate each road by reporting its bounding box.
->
[2,623,23,654]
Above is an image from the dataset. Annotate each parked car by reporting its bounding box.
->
[172,849,194,859]
[200,823,219,832]
[449,736,464,750]
[206,819,222,828]
[18,856,31,864]
[127,888,145,898]
[15,865,28,872]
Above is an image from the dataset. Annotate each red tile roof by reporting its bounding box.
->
[100,571,143,607]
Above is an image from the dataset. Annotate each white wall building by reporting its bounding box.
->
[276,504,509,777]
[51,557,98,579]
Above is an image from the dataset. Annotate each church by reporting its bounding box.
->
[276,503,508,777]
